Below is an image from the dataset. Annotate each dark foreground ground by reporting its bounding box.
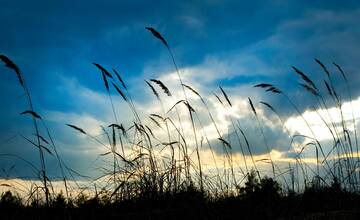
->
[1,184,360,220]
[1,175,360,220]
[1,208,360,220]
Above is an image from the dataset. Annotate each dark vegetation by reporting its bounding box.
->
[1,174,360,219]
[1,27,360,219]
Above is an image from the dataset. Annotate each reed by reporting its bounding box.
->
[1,55,50,205]
[1,28,360,214]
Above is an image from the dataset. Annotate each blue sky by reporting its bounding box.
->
[1,0,360,180]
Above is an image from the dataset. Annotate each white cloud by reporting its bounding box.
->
[284,96,360,141]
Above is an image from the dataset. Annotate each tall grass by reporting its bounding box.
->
[0,55,51,204]
[1,28,360,207]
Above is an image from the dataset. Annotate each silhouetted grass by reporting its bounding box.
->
[1,27,360,219]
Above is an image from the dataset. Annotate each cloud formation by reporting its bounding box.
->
[1,1,360,180]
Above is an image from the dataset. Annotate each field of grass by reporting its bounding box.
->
[1,27,360,219]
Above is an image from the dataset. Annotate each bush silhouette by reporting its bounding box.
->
[0,191,22,208]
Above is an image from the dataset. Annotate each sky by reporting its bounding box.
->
[1,0,360,186]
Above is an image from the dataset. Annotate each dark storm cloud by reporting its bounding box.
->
[210,113,292,155]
